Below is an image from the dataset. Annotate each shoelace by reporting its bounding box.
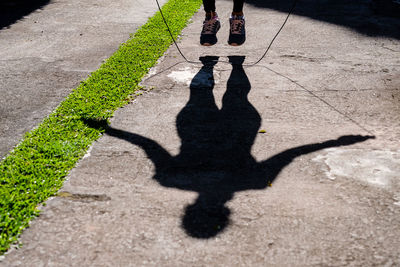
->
[230,18,244,34]
[202,18,219,34]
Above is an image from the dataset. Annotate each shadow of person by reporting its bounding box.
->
[84,56,374,238]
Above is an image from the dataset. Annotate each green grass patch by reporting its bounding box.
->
[0,0,201,254]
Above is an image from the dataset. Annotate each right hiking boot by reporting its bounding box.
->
[200,15,221,46]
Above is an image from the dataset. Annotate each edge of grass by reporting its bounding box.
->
[0,0,202,254]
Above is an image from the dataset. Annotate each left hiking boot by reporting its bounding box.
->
[228,15,246,46]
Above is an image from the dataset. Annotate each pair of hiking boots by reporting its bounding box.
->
[200,14,245,46]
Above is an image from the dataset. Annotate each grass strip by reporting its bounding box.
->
[0,0,202,254]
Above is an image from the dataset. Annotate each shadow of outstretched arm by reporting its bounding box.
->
[259,135,375,185]
[82,119,172,172]
[105,127,173,172]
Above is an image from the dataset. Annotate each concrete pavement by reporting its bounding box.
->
[0,0,167,158]
[2,0,400,265]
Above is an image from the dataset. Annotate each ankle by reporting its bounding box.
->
[205,11,218,19]
[231,11,244,17]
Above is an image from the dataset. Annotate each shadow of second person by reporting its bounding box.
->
[87,56,374,239]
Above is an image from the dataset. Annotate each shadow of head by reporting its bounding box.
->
[183,193,231,238]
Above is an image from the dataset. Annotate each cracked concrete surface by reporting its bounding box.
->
[2,0,400,265]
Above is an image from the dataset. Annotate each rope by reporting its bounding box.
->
[154,0,374,135]
[155,0,298,66]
